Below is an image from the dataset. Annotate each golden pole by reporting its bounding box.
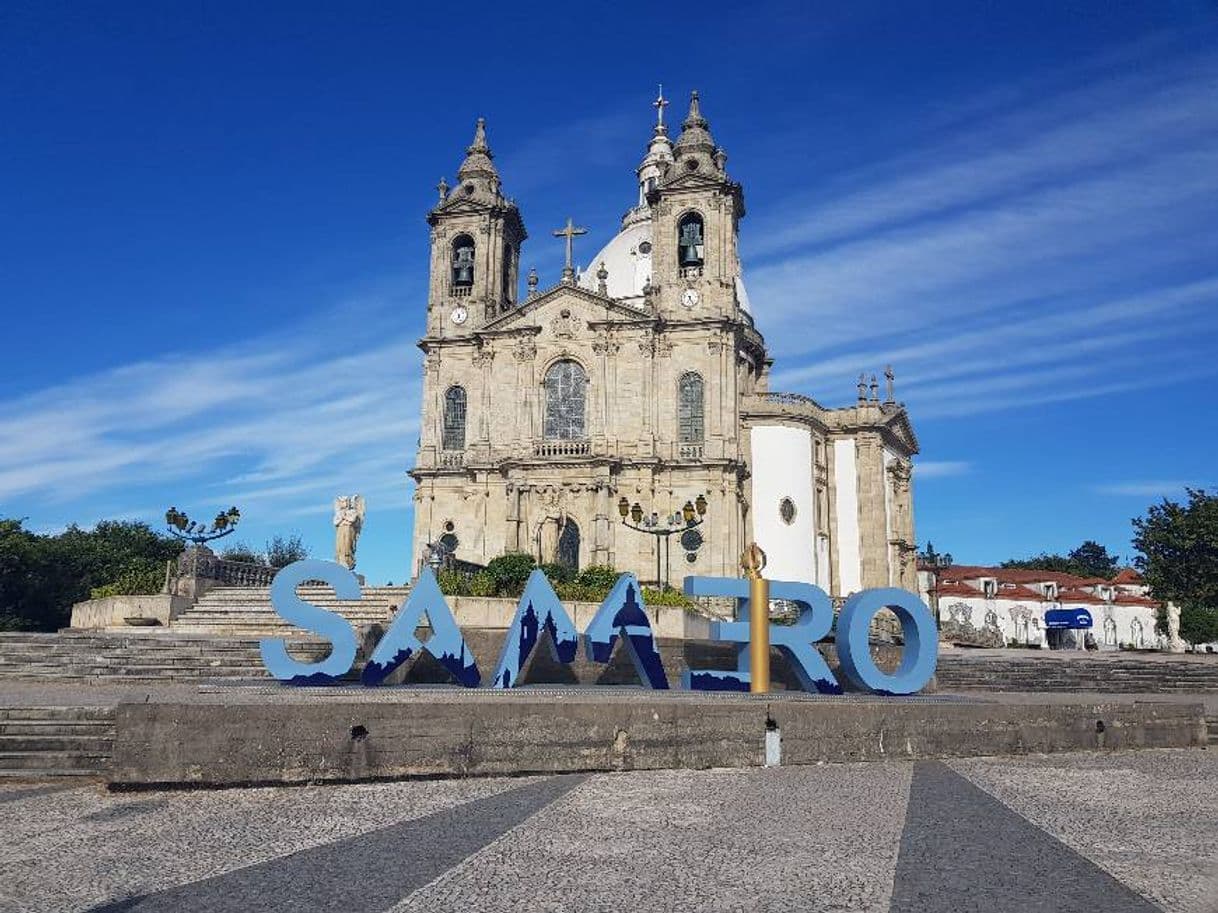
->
[742,542,770,694]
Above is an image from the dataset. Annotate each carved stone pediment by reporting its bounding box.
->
[480,283,651,334]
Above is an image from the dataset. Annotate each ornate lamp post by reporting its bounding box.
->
[164,506,241,546]
[617,494,707,591]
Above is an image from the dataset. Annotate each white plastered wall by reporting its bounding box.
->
[833,438,861,595]
[749,425,816,583]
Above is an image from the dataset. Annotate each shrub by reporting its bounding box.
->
[436,570,470,596]
[265,534,309,569]
[575,565,619,590]
[220,542,263,565]
[89,560,166,599]
[642,586,694,608]
[486,553,536,596]
[540,562,575,585]
[468,571,496,597]
[555,582,607,603]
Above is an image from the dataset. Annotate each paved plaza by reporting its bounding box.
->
[0,750,1213,913]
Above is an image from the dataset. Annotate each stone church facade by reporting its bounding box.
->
[410,92,919,596]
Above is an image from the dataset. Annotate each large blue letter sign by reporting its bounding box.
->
[491,569,580,688]
[682,577,840,693]
[835,588,937,695]
[260,559,360,685]
[263,560,937,695]
[361,568,480,687]
[582,574,668,689]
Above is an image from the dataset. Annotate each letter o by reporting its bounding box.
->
[835,588,938,695]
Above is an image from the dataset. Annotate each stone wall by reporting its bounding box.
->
[70,594,194,630]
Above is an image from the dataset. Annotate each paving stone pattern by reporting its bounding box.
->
[0,751,1214,913]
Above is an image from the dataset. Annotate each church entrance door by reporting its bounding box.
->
[557,518,580,573]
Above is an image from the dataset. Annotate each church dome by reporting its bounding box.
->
[578,220,654,304]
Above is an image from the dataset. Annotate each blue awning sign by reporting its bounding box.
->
[1044,608,1093,629]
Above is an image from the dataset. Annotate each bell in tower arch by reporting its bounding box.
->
[452,235,475,287]
[678,214,704,267]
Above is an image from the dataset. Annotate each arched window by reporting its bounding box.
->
[543,360,587,440]
[677,212,705,268]
[678,372,704,443]
[451,235,475,288]
[442,385,466,450]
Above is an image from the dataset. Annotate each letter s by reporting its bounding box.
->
[260,559,359,684]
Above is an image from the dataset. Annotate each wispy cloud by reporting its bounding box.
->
[0,300,421,523]
[749,44,1218,419]
[916,461,971,480]
[1094,481,1205,497]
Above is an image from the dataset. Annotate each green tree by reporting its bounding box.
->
[265,534,309,569]
[0,518,183,631]
[1133,488,1218,644]
[1002,539,1120,578]
[220,542,263,565]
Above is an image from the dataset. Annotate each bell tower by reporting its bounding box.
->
[647,91,746,320]
[425,118,526,337]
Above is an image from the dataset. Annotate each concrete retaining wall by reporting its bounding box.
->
[109,695,1207,787]
[70,594,194,630]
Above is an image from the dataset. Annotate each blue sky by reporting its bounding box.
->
[2,1,1216,583]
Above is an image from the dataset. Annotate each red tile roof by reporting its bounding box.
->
[1113,592,1159,607]
[1058,587,1108,605]
[933,580,983,597]
[1111,568,1143,584]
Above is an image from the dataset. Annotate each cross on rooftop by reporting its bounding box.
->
[654,84,669,130]
[552,217,588,284]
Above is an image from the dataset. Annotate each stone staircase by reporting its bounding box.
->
[0,706,116,779]
[169,584,408,636]
[937,653,1218,693]
[0,632,328,683]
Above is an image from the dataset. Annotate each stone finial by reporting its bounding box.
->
[869,374,880,402]
[884,365,896,404]
[468,117,489,154]
[858,373,868,402]
[526,267,539,297]
[596,261,609,295]
[457,117,499,183]
[684,90,707,129]
[437,176,448,201]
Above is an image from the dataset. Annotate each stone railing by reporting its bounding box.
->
[438,450,464,468]
[677,443,704,460]
[170,547,276,597]
[534,439,591,458]
[450,285,472,298]
[742,391,827,420]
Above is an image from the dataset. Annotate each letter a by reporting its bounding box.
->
[361,568,480,687]
[583,574,669,689]
[261,559,359,685]
[491,569,580,688]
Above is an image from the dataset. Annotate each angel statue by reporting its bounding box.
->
[333,495,365,570]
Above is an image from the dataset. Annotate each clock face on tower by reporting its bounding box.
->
[450,305,468,325]
[681,288,700,309]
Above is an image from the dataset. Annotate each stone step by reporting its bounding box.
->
[0,735,114,752]
[0,751,111,771]
[0,768,104,779]
[0,707,115,722]
[0,720,116,736]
